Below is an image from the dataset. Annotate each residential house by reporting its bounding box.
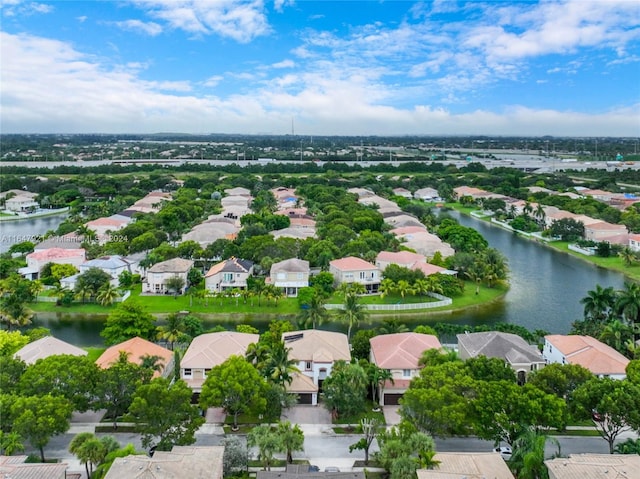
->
[268,258,310,297]
[375,251,426,270]
[452,186,488,200]
[104,446,224,479]
[271,187,299,209]
[84,216,130,243]
[414,187,441,201]
[546,454,640,479]
[629,233,640,252]
[205,257,254,293]
[370,332,442,405]
[13,336,88,365]
[329,257,381,293]
[224,187,251,197]
[347,187,375,198]
[392,187,413,199]
[384,214,424,229]
[543,335,629,379]
[583,221,628,242]
[283,330,351,405]
[271,227,316,240]
[96,336,174,379]
[416,453,515,479]
[391,230,455,259]
[182,221,239,246]
[258,465,365,479]
[180,331,259,394]
[126,191,171,214]
[5,193,39,213]
[457,331,546,384]
[21,247,86,279]
[62,255,135,290]
[143,258,194,294]
[0,455,70,479]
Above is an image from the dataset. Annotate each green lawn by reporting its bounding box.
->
[546,241,640,281]
[84,347,106,362]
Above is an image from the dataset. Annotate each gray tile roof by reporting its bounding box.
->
[457,331,544,365]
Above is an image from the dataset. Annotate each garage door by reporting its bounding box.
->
[298,394,313,405]
[383,394,403,406]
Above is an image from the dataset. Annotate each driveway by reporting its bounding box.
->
[382,406,401,426]
[282,405,332,425]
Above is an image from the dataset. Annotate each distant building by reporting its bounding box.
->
[143,258,194,295]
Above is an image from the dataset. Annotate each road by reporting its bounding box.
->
[30,429,620,475]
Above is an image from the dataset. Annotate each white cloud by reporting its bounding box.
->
[203,75,224,87]
[271,59,294,69]
[133,0,273,43]
[77,15,87,23]
[1,0,53,16]
[114,19,163,36]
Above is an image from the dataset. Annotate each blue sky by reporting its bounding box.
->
[1,0,639,136]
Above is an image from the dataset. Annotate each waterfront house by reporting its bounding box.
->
[375,250,427,270]
[457,331,546,384]
[583,221,628,242]
[204,257,254,293]
[13,336,88,365]
[391,230,455,259]
[629,233,640,252]
[22,247,86,279]
[543,335,629,379]
[329,256,381,293]
[84,216,130,243]
[180,331,259,394]
[370,332,442,405]
[143,258,193,295]
[413,187,440,202]
[283,330,351,404]
[96,336,174,379]
[392,187,413,199]
[267,258,310,297]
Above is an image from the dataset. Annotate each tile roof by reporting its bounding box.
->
[411,262,448,276]
[0,455,68,479]
[457,331,544,365]
[329,256,379,272]
[27,248,86,261]
[205,257,253,277]
[14,336,87,365]
[82,255,130,270]
[417,452,514,479]
[389,226,428,235]
[286,371,319,393]
[545,454,640,479]
[270,258,310,274]
[370,333,442,369]
[283,330,351,363]
[376,250,426,266]
[86,217,128,227]
[545,335,629,375]
[96,337,173,378]
[181,332,259,369]
[147,258,194,274]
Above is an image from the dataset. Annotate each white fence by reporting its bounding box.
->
[325,292,452,311]
[568,244,596,256]
[36,289,131,303]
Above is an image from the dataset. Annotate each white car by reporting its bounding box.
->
[494,446,513,461]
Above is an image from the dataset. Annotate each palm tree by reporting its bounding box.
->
[297,292,330,329]
[0,431,24,456]
[339,292,367,341]
[509,430,560,479]
[619,246,637,267]
[156,312,186,350]
[264,343,299,387]
[96,283,120,306]
[29,280,44,303]
[377,318,409,335]
[246,341,269,370]
[395,280,414,299]
[599,319,633,353]
[0,302,33,330]
[379,278,396,299]
[534,203,546,227]
[616,281,640,340]
[464,262,486,295]
[366,364,394,406]
[414,277,443,297]
[139,354,164,374]
[580,284,617,322]
[75,283,93,303]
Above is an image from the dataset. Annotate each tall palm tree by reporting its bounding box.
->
[297,292,330,329]
[264,343,299,387]
[395,280,414,299]
[139,354,164,374]
[379,278,396,299]
[599,319,633,353]
[96,283,120,306]
[616,281,640,326]
[366,364,394,405]
[156,313,186,350]
[509,430,560,479]
[377,318,409,335]
[29,280,44,303]
[619,247,637,267]
[339,292,367,341]
[580,284,616,322]
[0,302,33,330]
[75,283,93,304]
[246,341,269,370]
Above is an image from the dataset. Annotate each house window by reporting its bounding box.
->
[296,273,303,279]
[183,368,192,378]
[359,272,366,279]
[402,369,411,378]
[223,273,233,282]
[154,284,162,292]
[305,361,312,371]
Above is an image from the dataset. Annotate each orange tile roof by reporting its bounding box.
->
[370,333,442,369]
[376,251,426,265]
[546,335,629,375]
[96,337,173,378]
[27,248,86,261]
[330,256,379,271]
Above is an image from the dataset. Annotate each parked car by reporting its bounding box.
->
[309,466,320,472]
[493,445,512,461]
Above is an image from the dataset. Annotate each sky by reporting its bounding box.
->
[1,0,639,137]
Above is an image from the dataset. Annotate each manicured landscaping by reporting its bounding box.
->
[84,346,106,362]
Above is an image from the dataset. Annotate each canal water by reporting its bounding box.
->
[29,210,629,346]
[0,212,68,253]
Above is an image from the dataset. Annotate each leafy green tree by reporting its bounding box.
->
[277,421,304,463]
[75,267,112,299]
[548,218,585,241]
[129,378,204,450]
[101,302,156,345]
[323,360,368,419]
[349,418,381,465]
[0,357,26,396]
[437,219,488,253]
[11,394,73,462]
[165,275,186,298]
[570,377,640,453]
[0,330,29,357]
[200,355,267,429]
[0,431,24,456]
[375,422,437,478]
[220,437,248,476]
[351,329,376,361]
[19,354,100,412]
[464,356,516,383]
[527,363,592,400]
[95,351,153,429]
[247,424,281,471]
[92,444,146,479]
[614,438,640,454]
[626,359,640,384]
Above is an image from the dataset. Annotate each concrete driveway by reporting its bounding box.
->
[383,406,401,425]
[282,405,332,425]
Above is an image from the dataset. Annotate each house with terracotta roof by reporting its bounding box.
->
[180,331,259,393]
[545,454,640,479]
[143,257,194,294]
[23,247,86,279]
[583,221,628,242]
[629,233,640,252]
[283,330,350,404]
[268,258,310,297]
[452,186,489,200]
[370,332,442,405]
[329,257,381,293]
[543,335,629,380]
[96,337,174,379]
[376,251,426,270]
[84,216,130,243]
[457,331,546,384]
[417,453,514,479]
[104,446,223,479]
[0,455,70,479]
[14,336,88,365]
[205,257,254,293]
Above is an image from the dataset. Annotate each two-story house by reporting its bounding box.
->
[268,258,310,297]
[204,257,254,293]
[21,247,86,279]
[543,335,629,380]
[329,257,381,293]
[457,331,546,384]
[370,332,442,405]
[180,331,259,395]
[96,337,174,379]
[283,330,351,405]
[142,258,194,295]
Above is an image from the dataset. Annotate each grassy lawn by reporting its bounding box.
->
[84,346,106,362]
